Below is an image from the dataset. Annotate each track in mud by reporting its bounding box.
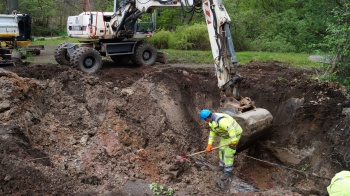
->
[1,59,350,195]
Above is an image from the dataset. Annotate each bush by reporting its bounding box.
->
[148,30,172,49]
[172,23,210,50]
[150,23,210,50]
[32,25,60,37]
[252,35,297,52]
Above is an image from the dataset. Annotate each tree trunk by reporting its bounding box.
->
[7,0,19,14]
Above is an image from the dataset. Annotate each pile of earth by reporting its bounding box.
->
[0,59,349,195]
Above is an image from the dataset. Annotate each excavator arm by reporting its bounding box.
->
[202,0,242,98]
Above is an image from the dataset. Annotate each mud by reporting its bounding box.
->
[0,56,350,195]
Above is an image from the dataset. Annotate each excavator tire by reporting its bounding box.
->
[54,42,70,65]
[110,55,131,65]
[131,43,157,66]
[70,47,102,74]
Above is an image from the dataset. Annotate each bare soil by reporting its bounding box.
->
[0,53,350,196]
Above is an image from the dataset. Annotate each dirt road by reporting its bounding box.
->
[1,50,349,195]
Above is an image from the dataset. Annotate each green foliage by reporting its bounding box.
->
[0,1,6,14]
[169,24,210,50]
[299,163,310,172]
[150,23,210,50]
[343,77,350,91]
[156,7,185,30]
[321,2,350,90]
[229,10,263,51]
[32,25,61,37]
[1,0,344,56]
[228,0,338,53]
[149,183,174,196]
[148,30,172,49]
[252,35,296,53]
[160,49,320,68]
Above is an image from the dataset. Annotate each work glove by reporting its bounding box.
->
[230,141,237,147]
[206,144,213,152]
[229,141,237,150]
[230,137,239,147]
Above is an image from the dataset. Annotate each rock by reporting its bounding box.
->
[121,88,133,96]
[0,100,10,112]
[80,135,90,145]
[182,70,189,76]
[308,55,330,63]
[4,175,12,182]
[162,174,173,181]
[68,136,78,145]
[135,149,147,158]
[35,37,45,41]
[342,108,350,117]
[88,127,99,136]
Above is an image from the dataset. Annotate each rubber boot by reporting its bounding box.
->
[220,172,233,181]
[216,172,233,190]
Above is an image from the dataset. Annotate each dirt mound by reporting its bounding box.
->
[0,60,349,195]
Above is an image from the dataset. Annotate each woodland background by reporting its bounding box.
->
[0,0,348,52]
[0,0,349,83]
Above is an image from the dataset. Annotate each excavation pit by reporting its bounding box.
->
[1,58,349,195]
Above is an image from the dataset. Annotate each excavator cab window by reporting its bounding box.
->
[135,13,154,33]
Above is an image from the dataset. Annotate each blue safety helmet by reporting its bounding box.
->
[200,109,211,120]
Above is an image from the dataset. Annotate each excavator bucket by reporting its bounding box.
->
[217,97,273,152]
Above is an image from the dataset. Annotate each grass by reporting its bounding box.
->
[30,37,325,69]
[160,49,323,68]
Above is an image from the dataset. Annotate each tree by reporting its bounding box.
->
[324,1,350,83]
[7,0,19,14]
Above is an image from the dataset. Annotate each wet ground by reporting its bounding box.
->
[0,50,350,195]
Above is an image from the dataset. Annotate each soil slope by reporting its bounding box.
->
[0,59,349,196]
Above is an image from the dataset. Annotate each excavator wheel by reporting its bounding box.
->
[131,43,157,66]
[110,55,131,65]
[54,42,70,65]
[70,47,102,74]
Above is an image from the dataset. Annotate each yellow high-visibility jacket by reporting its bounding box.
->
[327,171,350,196]
[208,113,242,145]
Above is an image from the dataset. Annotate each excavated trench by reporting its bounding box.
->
[0,58,350,195]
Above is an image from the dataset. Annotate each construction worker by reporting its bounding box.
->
[327,170,350,195]
[199,109,242,180]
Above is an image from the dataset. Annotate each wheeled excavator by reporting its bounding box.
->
[55,0,273,148]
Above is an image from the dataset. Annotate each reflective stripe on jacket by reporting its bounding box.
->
[208,113,242,145]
